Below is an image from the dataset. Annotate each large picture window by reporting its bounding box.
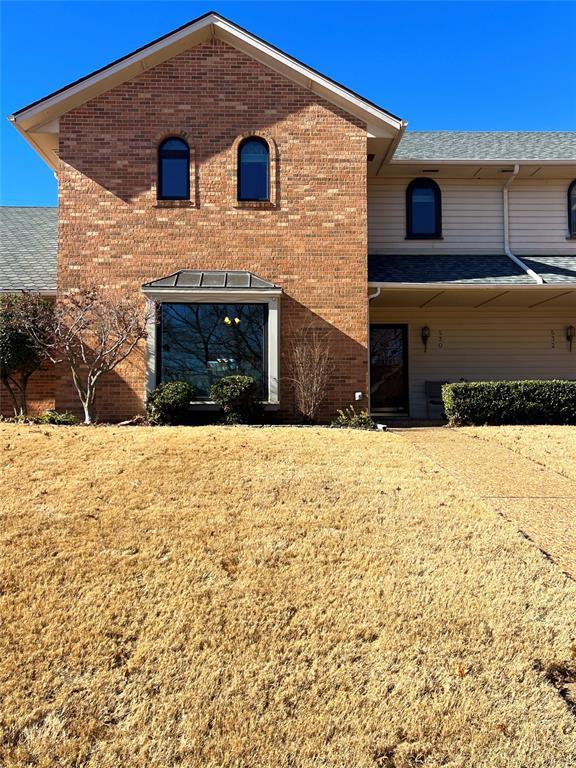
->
[159,303,267,399]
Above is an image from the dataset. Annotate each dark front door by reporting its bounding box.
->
[370,324,409,412]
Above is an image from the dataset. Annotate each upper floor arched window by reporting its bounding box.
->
[158,137,190,200]
[238,137,270,201]
[406,178,442,239]
[569,180,576,237]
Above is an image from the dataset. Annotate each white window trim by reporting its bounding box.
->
[143,289,281,405]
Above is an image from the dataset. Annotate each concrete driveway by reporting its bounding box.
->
[393,427,576,580]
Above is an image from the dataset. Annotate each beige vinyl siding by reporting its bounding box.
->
[370,306,576,418]
[368,177,576,256]
[509,179,576,254]
[368,178,504,255]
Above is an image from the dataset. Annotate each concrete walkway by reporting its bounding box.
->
[393,427,576,580]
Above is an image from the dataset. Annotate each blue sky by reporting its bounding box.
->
[1,1,575,206]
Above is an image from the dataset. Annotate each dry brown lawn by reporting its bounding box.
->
[1,424,575,768]
[462,425,576,482]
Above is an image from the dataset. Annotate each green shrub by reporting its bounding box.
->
[35,409,78,425]
[210,375,260,424]
[331,405,376,430]
[0,294,42,416]
[147,381,196,425]
[442,380,576,426]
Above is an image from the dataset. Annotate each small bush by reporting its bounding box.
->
[35,409,78,425]
[332,405,376,430]
[147,381,196,425]
[210,375,260,424]
[442,380,576,426]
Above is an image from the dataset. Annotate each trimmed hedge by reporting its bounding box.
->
[210,375,261,424]
[147,381,196,425]
[442,380,576,426]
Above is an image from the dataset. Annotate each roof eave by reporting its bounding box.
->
[9,11,403,171]
[368,281,576,289]
[0,288,57,296]
[390,158,576,165]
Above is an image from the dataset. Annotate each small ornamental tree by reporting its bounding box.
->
[287,325,335,424]
[0,294,41,416]
[15,289,151,424]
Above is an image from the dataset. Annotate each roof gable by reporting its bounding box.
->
[9,11,404,169]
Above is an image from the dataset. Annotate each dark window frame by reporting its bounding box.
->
[406,178,442,239]
[568,179,576,237]
[237,137,270,202]
[157,137,190,201]
[156,301,269,400]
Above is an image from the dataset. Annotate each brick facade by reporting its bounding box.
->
[57,38,368,421]
[0,364,56,418]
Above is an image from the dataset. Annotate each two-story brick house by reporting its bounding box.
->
[2,12,576,420]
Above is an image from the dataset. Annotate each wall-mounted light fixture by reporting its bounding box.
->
[421,325,431,353]
[567,325,575,352]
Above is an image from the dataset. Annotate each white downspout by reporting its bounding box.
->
[503,164,544,284]
[366,287,381,414]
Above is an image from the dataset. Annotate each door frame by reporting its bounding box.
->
[368,323,410,414]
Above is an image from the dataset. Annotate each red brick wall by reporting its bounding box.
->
[57,38,368,421]
[0,363,56,418]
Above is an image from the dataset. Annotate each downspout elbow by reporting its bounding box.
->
[368,287,381,301]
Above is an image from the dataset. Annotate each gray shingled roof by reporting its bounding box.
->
[369,254,534,284]
[521,256,576,283]
[142,270,280,290]
[393,132,576,161]
[0,207,57,291]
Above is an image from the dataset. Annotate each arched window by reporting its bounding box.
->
[406,178,442,238]
[238,138,270,201]
[569,180,576,237]
[158,138,189,200]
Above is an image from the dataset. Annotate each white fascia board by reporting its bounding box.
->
[214,19,402,134]
[141,288,282,302]
[11,13,402,139]
[10,16,214,129]
[0,288,57,296]
[368,282,576,290]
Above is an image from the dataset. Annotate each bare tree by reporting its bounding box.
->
[287,324,335,424]
[16,289,151,424]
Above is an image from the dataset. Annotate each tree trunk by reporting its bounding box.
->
[1,377,21,417]
[82,400,93,425]
[82,383,97,425]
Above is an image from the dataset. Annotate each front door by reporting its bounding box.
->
[370,324,409,412]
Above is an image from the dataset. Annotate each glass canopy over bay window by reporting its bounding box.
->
[142,270,281,404]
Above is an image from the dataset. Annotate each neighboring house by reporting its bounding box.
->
[2,11,576,420]
[0,207,58,415]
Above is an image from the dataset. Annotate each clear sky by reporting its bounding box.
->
[1,1,575,206]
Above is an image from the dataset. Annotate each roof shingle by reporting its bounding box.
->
[0,207,57,292]
[368,254,576,285]
[393,132,576,162]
